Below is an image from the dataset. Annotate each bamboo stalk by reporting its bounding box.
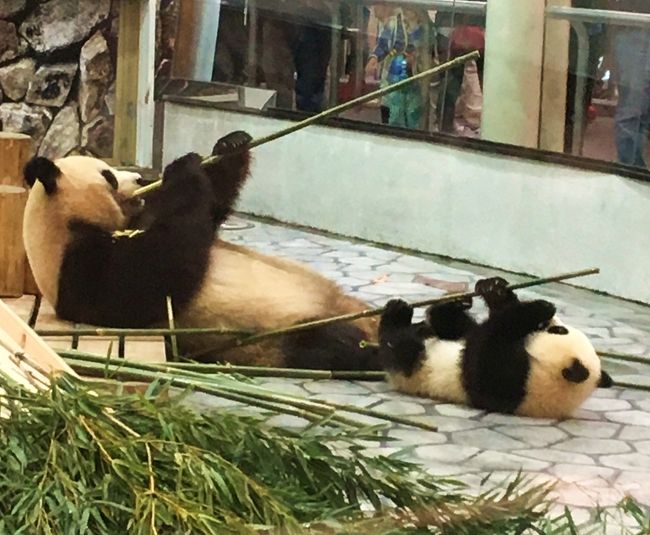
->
[60,351,436,432]
[132,51,481,198]
[188,268,600,359]
[166,296,179,362]
[37,327,250,337]
[59,349,386,379]
[598,351,650,366]
[614,381,650,392]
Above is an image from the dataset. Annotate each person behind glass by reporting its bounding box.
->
[364,4,427,129]
[608,0,650,167]
[434,4,485,134]
[564,0,607,153]
[257,0,334,113]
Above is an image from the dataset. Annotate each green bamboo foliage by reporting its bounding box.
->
[0,374,560,535]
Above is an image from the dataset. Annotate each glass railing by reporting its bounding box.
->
[157,0,650,172]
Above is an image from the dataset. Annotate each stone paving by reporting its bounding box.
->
[5,216,650,531]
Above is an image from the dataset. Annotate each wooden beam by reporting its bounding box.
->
[113,0,141,166]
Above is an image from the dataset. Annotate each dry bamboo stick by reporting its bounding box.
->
[61,351,437,432]
[188,268,600,359]
[37,327,250,337]
[132,51,481,198]
[58,349,386,380]
[598,351,650,366]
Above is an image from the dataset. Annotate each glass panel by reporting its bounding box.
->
[157,0,650,171]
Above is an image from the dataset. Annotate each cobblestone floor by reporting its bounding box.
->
[6,216,650,531]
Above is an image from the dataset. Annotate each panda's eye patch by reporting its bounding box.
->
[101,170,118,190]
[562,358,589,383]
[547,325,569,335]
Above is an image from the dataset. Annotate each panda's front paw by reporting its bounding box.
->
[212,131,252,156]
[380,299,413,331]
[475,276,509,298]
[475,276,519,311]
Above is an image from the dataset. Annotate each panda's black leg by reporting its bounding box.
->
[484,299,557,341]
[378,299,427,377]
[426,296,477,340]
[202,131,252,227]
[475,277,520,316]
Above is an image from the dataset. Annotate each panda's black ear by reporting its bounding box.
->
[24,156,60,195]
[598,370,614,389]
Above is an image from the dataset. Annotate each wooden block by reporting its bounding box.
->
[0,132,32,187]
[0,185,27,297]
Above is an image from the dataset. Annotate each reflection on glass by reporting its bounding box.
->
[159,0,650,170]
[610,1,650,167]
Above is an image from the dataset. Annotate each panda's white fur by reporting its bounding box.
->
[390,338,469,405]
[22,133,379,370]
[24,156,142,305]
[379,280,612,419]
[388,323,603,419]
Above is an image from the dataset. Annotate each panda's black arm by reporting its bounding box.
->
[482,300,557,342]
[426,299,477,340]
[379,299,429,376]
[202,131,253,228]
[57,154,217,328]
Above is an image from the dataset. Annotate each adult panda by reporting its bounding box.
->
[378,276,613,418]
[22,131,379,370]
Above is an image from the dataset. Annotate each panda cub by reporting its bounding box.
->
[378,277,613,419]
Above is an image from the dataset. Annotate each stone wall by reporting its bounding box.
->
[0,0,118,158]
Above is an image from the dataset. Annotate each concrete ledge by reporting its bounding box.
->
[162,101,650,304]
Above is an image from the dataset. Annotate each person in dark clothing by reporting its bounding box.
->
[608,0,650,167]
[257,0,334,113]
[434,3,486,134]
[564,0,608,154]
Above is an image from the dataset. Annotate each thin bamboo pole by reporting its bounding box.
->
[61,351,437,432]
[37,327,250,337]
[132,51,481,198]
[614,381,650,392]
[598,351,650,366]
[188,268,600,359]
[58,349,386,379]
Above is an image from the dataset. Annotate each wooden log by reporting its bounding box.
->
[0,186,27,297]
[0,132,32,186]
[0,132,39,295]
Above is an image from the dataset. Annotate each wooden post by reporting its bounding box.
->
[113,0,141,166]
[0,186,27,297]
[0,132,39,296]
[0,132,31,187]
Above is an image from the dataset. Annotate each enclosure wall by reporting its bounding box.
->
[163,102,650,304]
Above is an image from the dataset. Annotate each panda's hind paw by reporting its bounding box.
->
[380,299,413,330]
[212,131,252,156]
[526,299,557,330]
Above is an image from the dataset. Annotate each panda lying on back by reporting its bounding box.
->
[379,277,613,419]
[23,131,379,370]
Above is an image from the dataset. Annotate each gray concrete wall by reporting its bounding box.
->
[163,102,650,304]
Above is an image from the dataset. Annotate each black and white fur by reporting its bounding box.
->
[378,277,613,419]
[23,132,379,370]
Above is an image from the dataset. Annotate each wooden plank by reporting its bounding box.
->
[113,0,141,166]
[0,298,77,378]
[0,186,27,297]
